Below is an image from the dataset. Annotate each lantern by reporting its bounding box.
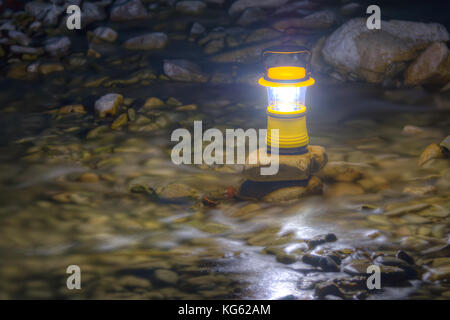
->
[258,46,315,155]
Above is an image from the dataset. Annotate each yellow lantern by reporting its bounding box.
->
[258,46,315,155]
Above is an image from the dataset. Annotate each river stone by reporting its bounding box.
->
[262,176,322,202]
[92,27,118,43]
[111,113,128,129]
[154,269,179,284]
[44,36,71,57]
[110,0,148,21]
[123,33,168,50]
[237,7,267,26]
[156,183,201,201]
[272,10,336,32]
[244,145,327,182]
[163,59,208,82]
[417,143,444,166]
[229,0,289,17]
[176,1,206,15]
[322,18,449,83]
[94,93,123,118]
[190,22,206,36]
[440,135,450,156]
[405,42,450,86]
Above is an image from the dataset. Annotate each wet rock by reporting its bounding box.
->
[123,32,168,50]
[94,93,123,118]
[229,0,289,17]
[306,233,337,249]
[326,183,365,197]
[402,185,436,196]
[417,143,444,166]
[384,203,430,217]
[143,97,165,109]
[424,265,450,282]
[322,18,449,83]
[39,63,64,75]
[156,183,201,201]
[44,37,71,57]
[81,2,107,26]
[110,0,148,21]
[405,42,450,86]
[375,256,418,278]
[55,104,86,114]
[204,38,224,54]
[261,176,323,202]
[209,39,284,63]
[302,254,340,272]
[176,1,206,15]
[111,113,128,129]
[275,252,297,264]
[320,161,365,182]
[244,145,327,182]
[440,135,450,157]
[237,7,267,26]
[190,22,206,36]
[79,172,100,183]
[92,27,118,43]
[154,269,178,284]
[163,59,208,82]
[128,176,157,195]
[10,45,43,55]
[340,2,361,16]
[396,250,415,265]
[272,10,336,33]
[117,275,151,289]
[8,30,30,46]
[314,282,344,299]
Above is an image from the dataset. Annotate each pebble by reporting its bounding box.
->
[95,93,123,118]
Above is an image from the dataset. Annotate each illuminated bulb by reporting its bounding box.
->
[267,87,307,112]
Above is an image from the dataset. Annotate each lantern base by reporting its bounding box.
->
[267,145,308,155]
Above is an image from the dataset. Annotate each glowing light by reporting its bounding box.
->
[267,86,307,112]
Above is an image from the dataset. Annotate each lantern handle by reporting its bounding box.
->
[262,45,312,74]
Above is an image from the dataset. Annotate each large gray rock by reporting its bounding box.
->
[229,0,289,17]
[123,33,168,50]
[163,59,208,82]
[322,18,449,83]
[110,0,148,21]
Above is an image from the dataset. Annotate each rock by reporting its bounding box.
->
[92,27,118,43]
[156,183,201,201]
[128,176,157,195]
[417,143,444,166]
[190,22,206,36]
[237,7,267,26]
[276,252,297,264]
[384,203,430,217]
[425,265,450,281]
[340,2,361,16]
[210,39,284,63]
[272,10,336,32]
[306,233,337,249]
[111,113,128,129]
[10,45,44,55]
[440,135,450,157]
[402,185,436,196]
[117,275,151,288]
[44,37,71,57]
[154,269,179,284]
[57,104,86,114]
[326,183,364,197]
[79,172,100,183]
[436,169,450,191]
[175,1,206,15]
[163,59,208,82]
[81,2,107,26]
[39,63,64,75]
[123,33,168,50]
[314,282,344,299]
[94,93,123,118]
[396,250,415,265]
[262,176,323,202]
[244,145,327,182]
[401,125,426,136]
[322,18,450,83]
[8,30,30,46]
[320,161,365,182]
[204,38,224,54]
[405,42,450,86]
[303,254,340,272]
[143,97,165,109]
[229,0,289,17]
[110,0,148,21]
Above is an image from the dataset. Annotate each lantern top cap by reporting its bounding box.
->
[258,45,315,87]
